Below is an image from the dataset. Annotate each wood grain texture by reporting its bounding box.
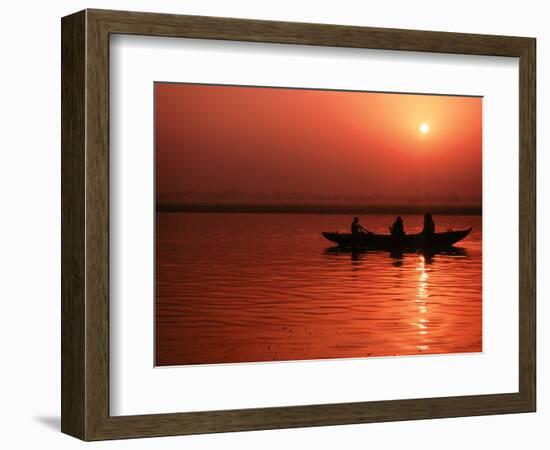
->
[89,8,532,56]
[518,39,536,409]
[61,10,86,439]
[84,10,111,440]
[61,9,537,441]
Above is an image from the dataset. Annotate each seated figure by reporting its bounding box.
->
[351,217,368,236]
[422,213,435,235]
[390,216,405,238]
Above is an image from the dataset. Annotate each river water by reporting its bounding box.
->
[155,213,482,366]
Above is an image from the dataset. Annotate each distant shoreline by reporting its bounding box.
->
[156,203,482,216]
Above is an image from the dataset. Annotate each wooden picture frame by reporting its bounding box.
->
[61,9,536,440]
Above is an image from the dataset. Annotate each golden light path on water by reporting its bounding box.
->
[414,255,430,352]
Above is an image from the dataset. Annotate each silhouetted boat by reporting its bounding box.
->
[321,228,472,250]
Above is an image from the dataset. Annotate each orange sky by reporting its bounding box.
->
[155,83,482,208]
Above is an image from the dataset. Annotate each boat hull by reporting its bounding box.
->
[322,228,472,250]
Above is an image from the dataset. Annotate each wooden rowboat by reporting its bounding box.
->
[321,228,471,250]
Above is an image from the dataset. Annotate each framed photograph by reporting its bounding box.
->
[61,9,536,440]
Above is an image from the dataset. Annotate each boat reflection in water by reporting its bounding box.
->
[324,245,467,264]
[322,239,479,358]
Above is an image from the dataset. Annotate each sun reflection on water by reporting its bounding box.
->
[414,255,430,351]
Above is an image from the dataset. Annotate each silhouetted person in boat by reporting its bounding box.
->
[390,216,405,238]
[423,213,435,235]
[351,217,369,236]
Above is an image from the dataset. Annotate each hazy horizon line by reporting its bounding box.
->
[156,203,482,216]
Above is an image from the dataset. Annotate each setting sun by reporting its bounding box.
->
[419,123,430,134]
